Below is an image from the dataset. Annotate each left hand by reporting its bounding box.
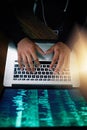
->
[45,42,71,74]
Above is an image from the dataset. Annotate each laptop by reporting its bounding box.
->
[3,41,80,88]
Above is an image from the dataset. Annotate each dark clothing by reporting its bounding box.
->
[0,0,87,45]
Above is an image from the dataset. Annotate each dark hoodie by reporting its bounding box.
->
[0,0,87,45]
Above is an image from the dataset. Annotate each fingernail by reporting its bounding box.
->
[31,68,35,72]
[53,71,57,75]
[59,71,63,75]
[49,66,52,69]
[20,67,23,71]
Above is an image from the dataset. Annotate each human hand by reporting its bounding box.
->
[17,37,44,72]
[45,42,71,74]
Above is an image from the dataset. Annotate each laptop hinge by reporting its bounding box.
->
[12,84,73,89]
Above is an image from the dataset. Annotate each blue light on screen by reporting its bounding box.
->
[0,88,87,128]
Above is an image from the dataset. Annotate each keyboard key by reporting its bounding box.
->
[13,61,71,83]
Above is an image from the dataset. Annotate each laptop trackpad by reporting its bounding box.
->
[36,42,54,61]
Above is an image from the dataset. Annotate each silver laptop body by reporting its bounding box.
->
[3,42,80,88]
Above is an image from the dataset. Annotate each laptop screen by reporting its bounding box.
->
[0,88,87,128]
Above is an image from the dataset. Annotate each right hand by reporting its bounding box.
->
[17,37,44,72]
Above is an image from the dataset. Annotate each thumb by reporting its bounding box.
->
[45,46,53,54]
[36,45,45,55]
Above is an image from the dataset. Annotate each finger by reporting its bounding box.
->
[30,50,40,67]
[45,46,53,54]
[36,45,45,55]
[64,55,70,69]
[59,56,69,73]
[18,53,23,70]
[22,54,30,72]
[34,58,40,67]
[26,54,35,72]
[54,53,64,74]
[50,51,59,69]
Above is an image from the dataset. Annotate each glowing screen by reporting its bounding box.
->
[0,88,87,128]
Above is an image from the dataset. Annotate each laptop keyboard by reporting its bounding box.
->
[13,61,71,82]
